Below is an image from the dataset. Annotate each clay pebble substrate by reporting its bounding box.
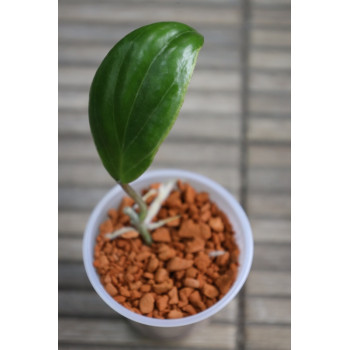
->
[93,180,240,319]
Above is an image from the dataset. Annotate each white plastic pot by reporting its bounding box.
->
[83,169,254,339]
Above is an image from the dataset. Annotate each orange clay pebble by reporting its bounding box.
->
[157,208,168,219]
[178,220,201,239]
[179,287,194,303]
[168,287,179,304]
[130,290,141,300]
[194,252,211,271]
[129,281,142,291]
[157,245,176,261]
[166,209,180,227]
[166,192,182,209]
[188,204,198,216]
[217,252,230,266]
[176,179,186,191]
[105,283,118,296]
[99,220,113,234]
[136,251,151,261]
[195,192,209,204]
[184,277,200,289]
[200,203,211,212]
[155,268,168,283]
[99,255,109,268]
[119,196,134,209]
[200,210,211,222]
[114,295,126,303]
[202,283,219,299]
[127,265,139,274]
[185,185,196,204]
[125,273,134,282]
[215,269,236,294]
[108,208,118,222]
[156,295,169,312]
[139,293,155,314]
[167,309,183,319]
[119,286,131,297]
[140,284,152,293]
[186,238,205,253]
[189,291,206,311]
[151,227,171,242]
[104,272,112,282]
[147,256,159,272]
[185,267,198,278]
[153,280,173,294]
[174,270,186,281]
[182,304,197,315]
[199,222,212,240]
[197,274,205,288]
[167,257,193,271]
[143,272,154,279]
[209,217,224,232]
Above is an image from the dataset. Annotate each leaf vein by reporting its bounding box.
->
[120,30,192,150]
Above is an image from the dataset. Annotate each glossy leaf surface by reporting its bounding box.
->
[89,22,204,183]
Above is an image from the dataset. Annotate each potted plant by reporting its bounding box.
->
[83,21,253,339]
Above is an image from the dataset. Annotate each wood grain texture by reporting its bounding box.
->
[247,192,291,218]
[246,325,290,350]
[248,118,290,142]
[251,29,290,48]
[246,297,290,324]
[250,51,290,70]
[59,262,90,289]
[59,3,241,26]
[251,244,290,271]
[249,70,290,92]
[251,7,290,28]
[246,270,290,297]
[248,93,291,115]
[59,318,237,349]
[250,218,290,243]
[59,211,90,235]
[248,167,290,192]
[248,145,290,168]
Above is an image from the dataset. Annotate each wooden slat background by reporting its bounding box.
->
[58,0,290,349]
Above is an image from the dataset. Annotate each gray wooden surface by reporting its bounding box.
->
[58,0,290,349]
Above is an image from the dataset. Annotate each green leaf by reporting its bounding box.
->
[89,22,204,183]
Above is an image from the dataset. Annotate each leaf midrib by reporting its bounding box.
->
[120,30,193,152]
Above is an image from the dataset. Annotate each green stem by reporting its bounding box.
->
[119,182,152,245]
[138,223,153,246]
[119,183,148,220]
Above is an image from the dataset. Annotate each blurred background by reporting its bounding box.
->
[58,0,290,349]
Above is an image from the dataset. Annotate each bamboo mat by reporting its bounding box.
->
[58,0,290,349]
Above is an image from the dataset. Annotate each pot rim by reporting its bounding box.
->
[83,168,254,327]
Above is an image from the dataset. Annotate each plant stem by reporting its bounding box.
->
[119,183,148,220]
[119,182,152,245]
[138,223,153,245]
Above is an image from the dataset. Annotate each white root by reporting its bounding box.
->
[147,215,180,230]
[208,250,227,257]
[144,179,177,225]
[105,226,137,240]
[106,180,179,241]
